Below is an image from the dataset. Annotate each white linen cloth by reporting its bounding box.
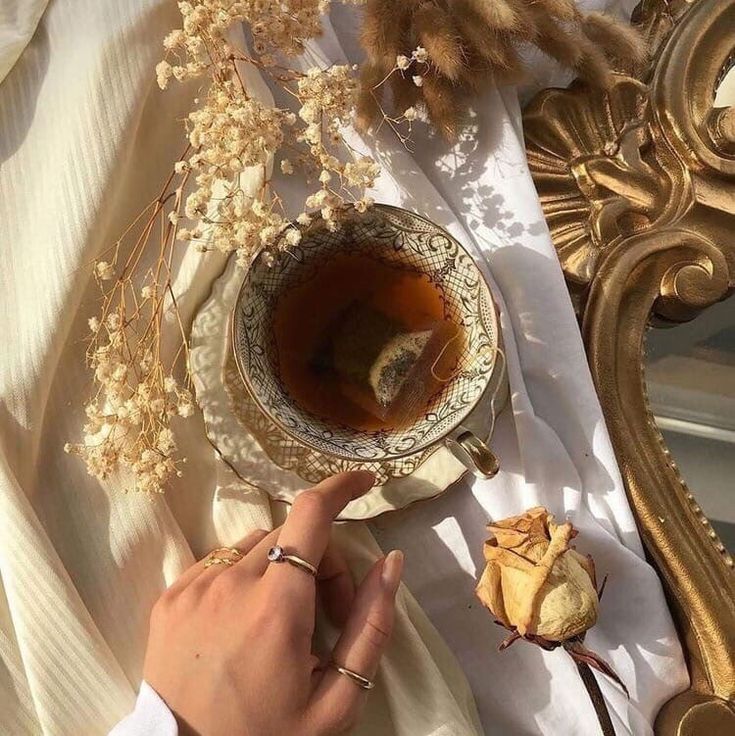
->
[1,4,482,735]
[0,1,688,735]
[0,1,48,85]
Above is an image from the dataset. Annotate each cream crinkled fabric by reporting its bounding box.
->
[0,1,49,85]
[0,1,480,733]
[0,1,687,735]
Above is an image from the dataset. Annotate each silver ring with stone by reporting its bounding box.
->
[267,545,318,577]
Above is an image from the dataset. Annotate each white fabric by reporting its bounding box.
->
[108,682,176,736]
[293,11,689,735]
[0,1,688,735]
[0,1,48,84]
[0,3,482,734]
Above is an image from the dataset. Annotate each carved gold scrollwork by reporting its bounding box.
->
[523,0,735,732]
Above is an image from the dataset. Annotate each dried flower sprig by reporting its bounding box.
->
[67,0,386,493]
[476,508,627,736]
[158,1,383,256]
[64,166,195,492]
[358,0,648,140]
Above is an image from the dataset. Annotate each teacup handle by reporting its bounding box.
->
[444,428,500,479]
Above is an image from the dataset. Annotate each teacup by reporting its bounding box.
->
[232,204,502,478]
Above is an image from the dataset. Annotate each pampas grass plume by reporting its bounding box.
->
[582,12,648,66]
[422,71,463,141]
[414,2,465,82]
[357,0,646,142]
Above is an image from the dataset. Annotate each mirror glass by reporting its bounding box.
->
[646,62,735,552]
[647,300,735,552]
[716,63,735,107]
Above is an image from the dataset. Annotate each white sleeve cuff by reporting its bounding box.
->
[108,681,178,735]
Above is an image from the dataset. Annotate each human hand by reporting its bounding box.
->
[143,471,403,736]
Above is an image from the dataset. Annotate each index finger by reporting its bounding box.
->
[267,471,375,578]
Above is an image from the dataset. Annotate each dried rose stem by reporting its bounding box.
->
[576,661,616,736]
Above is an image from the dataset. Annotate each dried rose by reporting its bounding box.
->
[476,507,598,641]
[475,507,627,696]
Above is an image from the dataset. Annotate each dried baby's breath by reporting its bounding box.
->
[67,0,394,494]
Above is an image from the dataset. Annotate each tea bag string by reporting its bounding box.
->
[430,330,466,383]
[482,345,507,441]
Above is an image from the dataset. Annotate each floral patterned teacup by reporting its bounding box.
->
[232,204,502,478]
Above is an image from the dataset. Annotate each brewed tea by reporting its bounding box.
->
[272,253,464,431]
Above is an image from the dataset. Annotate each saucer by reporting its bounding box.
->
[190,253,508,521]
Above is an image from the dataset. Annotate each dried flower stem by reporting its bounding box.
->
[477,509,627,736]
[575,659,616,736]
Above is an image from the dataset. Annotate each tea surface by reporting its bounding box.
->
[272,253,462,430]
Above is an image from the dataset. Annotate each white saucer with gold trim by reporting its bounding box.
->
[190,253,507,521]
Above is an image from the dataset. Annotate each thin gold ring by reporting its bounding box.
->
[331,663,375,690]
[203,547,243,569]
[267,545,317,577]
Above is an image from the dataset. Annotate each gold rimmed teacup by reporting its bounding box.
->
[232,204,502,478]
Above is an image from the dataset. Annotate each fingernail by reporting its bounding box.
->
[381,550,404,594]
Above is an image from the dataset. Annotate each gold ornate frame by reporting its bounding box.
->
[523,0,735,732]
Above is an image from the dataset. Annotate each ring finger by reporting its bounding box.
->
[309,551,403,728]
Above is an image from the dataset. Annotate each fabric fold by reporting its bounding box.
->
[0,1,688,735]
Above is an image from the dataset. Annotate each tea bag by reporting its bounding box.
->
[326,302,463,426]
